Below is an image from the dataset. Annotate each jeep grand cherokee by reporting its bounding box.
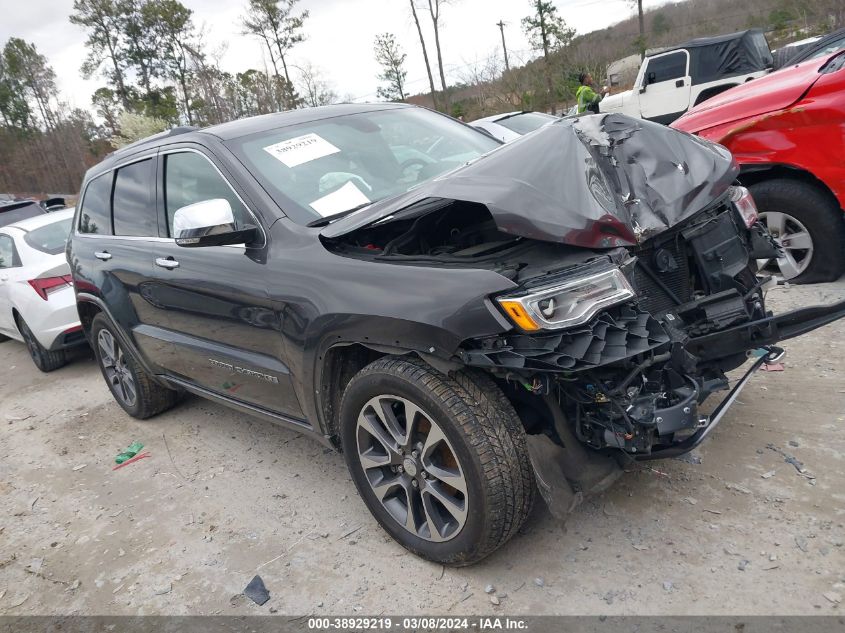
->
[68,104,845,565]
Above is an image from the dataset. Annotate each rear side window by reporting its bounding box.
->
[24,218,73,255]
[647,52,688,83]
[164,152,249,237]
[0,234,19,268]
[497,112,557,135]
[78,173,113,235]
[113,159,156,237]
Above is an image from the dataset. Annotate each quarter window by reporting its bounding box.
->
[24,218,73,255]
[0,234,19,268]
[78,172,113,235]
[647,52,688,83]
[113,159,157,237]
[164,152,249,237]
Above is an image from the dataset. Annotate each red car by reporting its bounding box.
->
[673,50,845,283]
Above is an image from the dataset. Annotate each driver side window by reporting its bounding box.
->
[647,52,688,84]
[164,152,249,237]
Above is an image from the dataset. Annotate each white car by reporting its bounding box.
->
[0,209,86,371]
[469,111,559,143]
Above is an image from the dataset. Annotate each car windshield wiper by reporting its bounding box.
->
[306,202,373,228]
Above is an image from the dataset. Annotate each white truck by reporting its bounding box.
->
[600,29,773,125]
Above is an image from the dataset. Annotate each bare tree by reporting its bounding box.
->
[409,0,439,110]
[457,50,505,118]
[425,0,454,105]
[296,62,338,107]
[374,33,407,102]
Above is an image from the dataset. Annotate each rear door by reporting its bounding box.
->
[640,50,692,124]
[145,147,304,420]
[73,153,171,370]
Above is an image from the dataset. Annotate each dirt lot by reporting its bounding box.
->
[1,280,844,616]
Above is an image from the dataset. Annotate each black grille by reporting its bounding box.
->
[462,306,670,373]
[633,239,692,315]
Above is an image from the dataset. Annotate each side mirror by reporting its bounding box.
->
[173,198,258,248]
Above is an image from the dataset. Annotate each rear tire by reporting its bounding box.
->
[749,179,845,284]
[18,316,66,372]
[339,356,534,566]
[91,314,177,419]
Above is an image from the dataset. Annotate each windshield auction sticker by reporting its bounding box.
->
[263,133,341,168]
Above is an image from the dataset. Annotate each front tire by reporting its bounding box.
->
[750,179,845,283]
[91,314,178,419]
[18,316,66,372]
[339,356,534,566]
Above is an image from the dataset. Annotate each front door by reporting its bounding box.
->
[146,148,305,420]
[639,50,692,124]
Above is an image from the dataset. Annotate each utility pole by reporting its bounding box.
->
[635,0,645,60]
[496,20,510,72]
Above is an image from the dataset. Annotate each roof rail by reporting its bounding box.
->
[109,125,199,157]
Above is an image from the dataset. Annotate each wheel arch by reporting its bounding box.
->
[316,342,463,446]
[76,292,166,384]
[76,299,103,340]
[738,164,843,213]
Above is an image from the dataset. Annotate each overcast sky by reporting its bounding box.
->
[1,0,668,112]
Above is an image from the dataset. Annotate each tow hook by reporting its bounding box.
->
[763,346,786,365]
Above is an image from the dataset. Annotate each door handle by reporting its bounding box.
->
[155,257,180,269]
[675,79,684,87]
[94,251,112,261]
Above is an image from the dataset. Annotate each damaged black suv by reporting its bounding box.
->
[68,104,845,565]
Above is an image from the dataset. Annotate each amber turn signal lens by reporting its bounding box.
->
[498,300,541,332]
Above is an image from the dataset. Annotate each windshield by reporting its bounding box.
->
[227,107,499,224]
[24,217,73,254]
[496,112,558,135]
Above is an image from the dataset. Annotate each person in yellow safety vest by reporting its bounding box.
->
[576,72,603,114]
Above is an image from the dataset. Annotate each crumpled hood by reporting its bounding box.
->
[322,113,739,248]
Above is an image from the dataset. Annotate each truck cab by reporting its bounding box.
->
[601,29,772,125]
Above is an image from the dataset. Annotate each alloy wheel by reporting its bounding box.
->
[355,395,468,542]
[97,329,137,407]
[757,211,814,280]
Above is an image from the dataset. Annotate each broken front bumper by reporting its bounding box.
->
[524,298,845,518]
[636,345,783,460]
[642,298,845,459]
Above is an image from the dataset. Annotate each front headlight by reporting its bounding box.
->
[497,268,636,332]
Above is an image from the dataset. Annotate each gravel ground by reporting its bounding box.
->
[0,280,844,616]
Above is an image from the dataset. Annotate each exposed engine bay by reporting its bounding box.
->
[326,185,783,460]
